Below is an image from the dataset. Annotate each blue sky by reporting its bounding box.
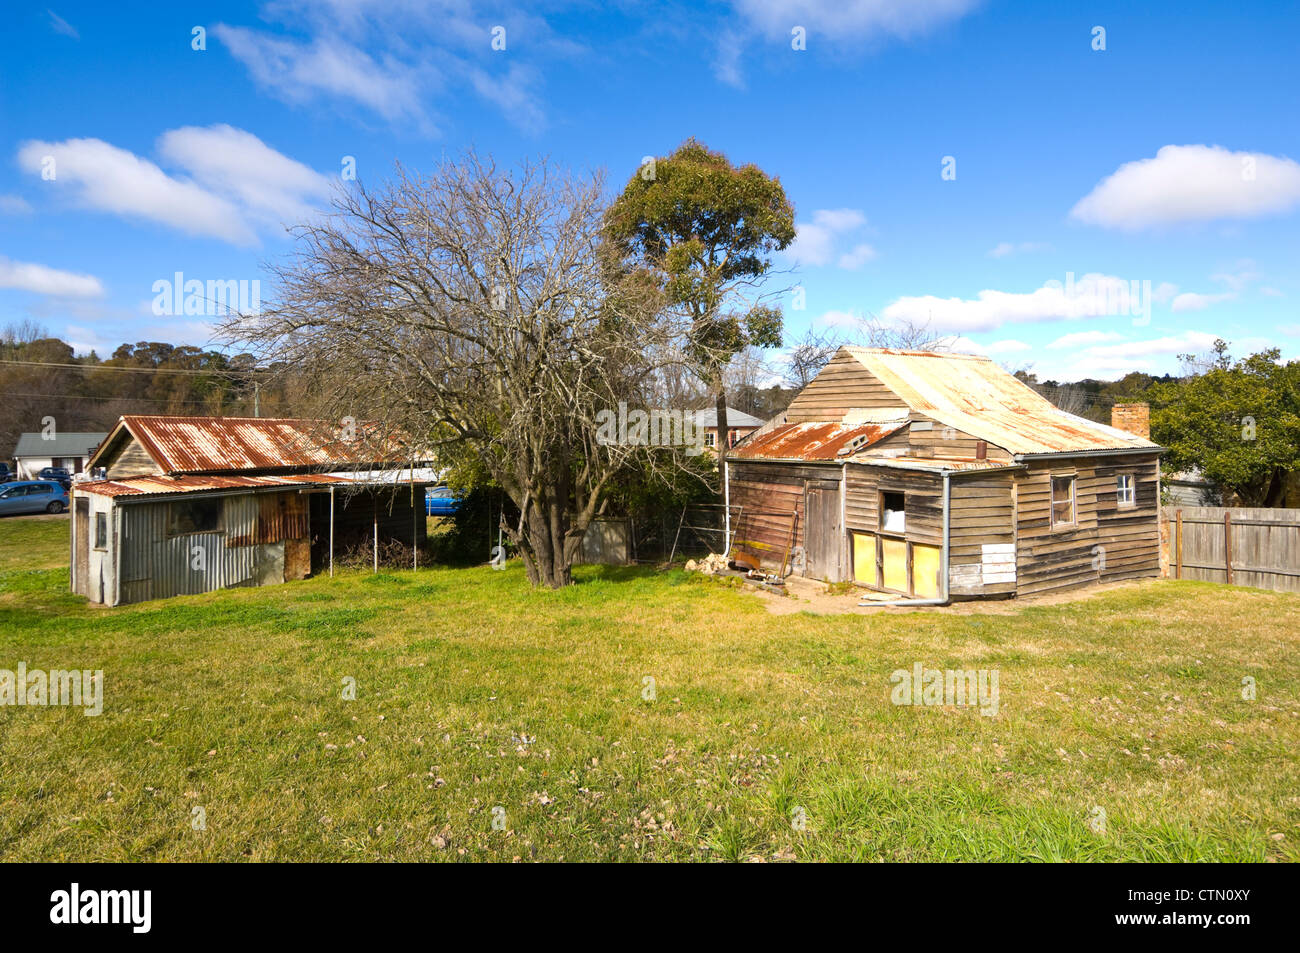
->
[2,0,1297,381]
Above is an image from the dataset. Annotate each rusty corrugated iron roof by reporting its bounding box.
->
[73,473,358,498]
[731,421,906,461]
[841,347,1159,456]
[89,415,407,475]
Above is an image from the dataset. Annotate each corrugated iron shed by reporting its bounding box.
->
[731,421,906,462]
[842,347,1159,456]
[91,416,403,475]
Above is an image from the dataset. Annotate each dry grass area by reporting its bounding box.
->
[1,515,1297,862]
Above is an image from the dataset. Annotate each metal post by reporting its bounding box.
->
[329,486,335,578]
[373,493,379,574]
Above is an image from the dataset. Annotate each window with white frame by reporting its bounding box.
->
[1051,475,1076,528]
[1116,473,1135,507]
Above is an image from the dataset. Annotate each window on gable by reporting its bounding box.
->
[1116,473,1135,507]
[1051,475,1076,528]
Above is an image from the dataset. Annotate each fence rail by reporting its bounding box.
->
[1163,506,1300,593]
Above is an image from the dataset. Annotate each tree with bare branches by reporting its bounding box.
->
[222,153,688,588]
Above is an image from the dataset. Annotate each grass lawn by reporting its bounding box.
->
[1,515,1297,862]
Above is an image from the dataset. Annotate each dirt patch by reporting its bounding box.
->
[741,573,1155,616]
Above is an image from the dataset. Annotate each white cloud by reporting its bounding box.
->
[157,125,332,226]
[1261,286,1284,298]
[1070,144,1300,229]
[733,0,980,42]
[17,127,331,246]
[882,273,1162,333]
[986,240,1049,258]
[786,209,872,268]
[946,336,1031,356]
[1081,332,1220,360]
[1046,330,1125,349]
[837,243,878,270]
[214,25,431,128]
[0,256,104,297]
[815,309,867,328]
[47,10,79,40]
[468,64,546,135]
[1209,261,1260,292]
[1170,292,1234,312]
[17,136,255,245]
[1028,330,1222,381]
[0,194,32,214]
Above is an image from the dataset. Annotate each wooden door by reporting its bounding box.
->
[804,484,841,580]
[74,498,89,596]
[912,543,942,597]
[881,537,908,592]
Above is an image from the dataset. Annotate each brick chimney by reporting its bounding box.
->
[1111,402,1150,439]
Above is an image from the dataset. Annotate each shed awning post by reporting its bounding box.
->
[373,492,379,574]
[329,485,335,578]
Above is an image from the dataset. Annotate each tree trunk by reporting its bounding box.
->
[503,490,578,589]
[1263,468,1286,507]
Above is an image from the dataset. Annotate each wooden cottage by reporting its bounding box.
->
[71,416,430,606]
[726,348,1162,601]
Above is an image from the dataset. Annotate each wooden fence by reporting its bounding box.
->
[1163,506,1300,593]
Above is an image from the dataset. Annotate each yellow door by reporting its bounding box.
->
[881,537,908,592]
[912,543,942,598]
[852,533,875,585]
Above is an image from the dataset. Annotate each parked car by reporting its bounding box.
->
[0,480,70,515]
[425,485,463,516]
[0,463,10,481]
[38,466,73,489]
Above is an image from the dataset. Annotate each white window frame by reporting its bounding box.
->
[1116,473,1135,508]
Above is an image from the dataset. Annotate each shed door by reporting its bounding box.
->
[74,498,90,596]
[804,484,841,580]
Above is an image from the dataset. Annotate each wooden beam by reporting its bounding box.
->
[1176,509,1183,579]
[1224,510,1233,585]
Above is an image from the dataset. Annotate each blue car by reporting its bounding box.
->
[0,480,70,515]
[425,485,462,516]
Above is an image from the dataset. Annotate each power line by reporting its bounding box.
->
[0,359,261,377]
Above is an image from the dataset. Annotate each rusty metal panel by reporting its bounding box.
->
[75,473,354,499]
[731,421,906,462]
[842,347,1160,456]
[107,415,400,474]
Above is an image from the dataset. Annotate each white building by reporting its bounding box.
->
[11,432,107,479]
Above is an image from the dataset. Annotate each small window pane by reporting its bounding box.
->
[94,512,108,549]
[1116,474,1135,506]
[1051,476,1075,527]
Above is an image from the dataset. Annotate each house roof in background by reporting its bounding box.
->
[690,408,765,429]
[842,347,1160,456]
[13,432,107,458]
[89,416,410,475]
[731,421,906,462]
